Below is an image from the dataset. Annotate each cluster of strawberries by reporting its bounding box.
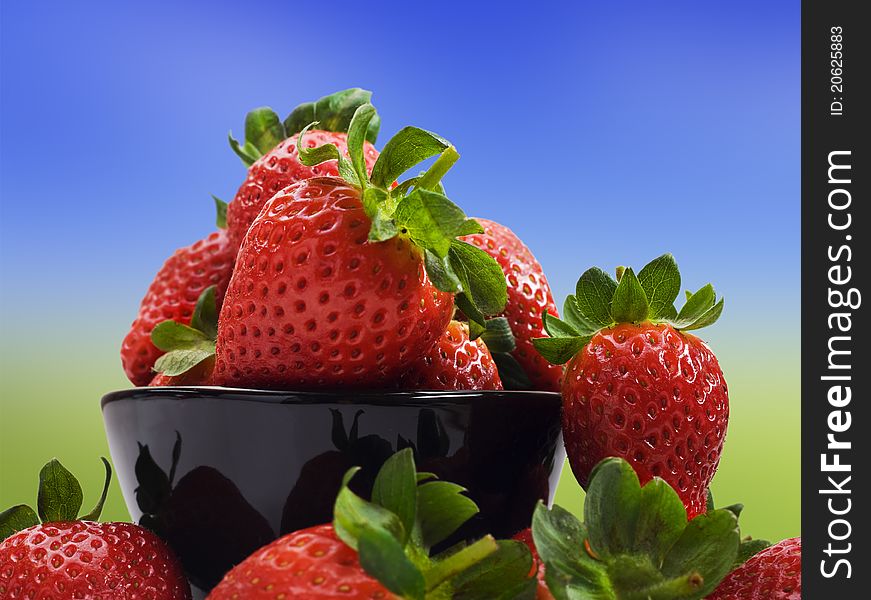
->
[1,90,801,600]
[120,89,562,395]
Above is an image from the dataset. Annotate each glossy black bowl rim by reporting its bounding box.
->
[101,387,562,410]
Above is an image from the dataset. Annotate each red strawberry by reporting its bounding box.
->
[535,255,728,519]
[209,449,535,600]
[463,219,562,391]
[227,130,380,249]
[401,320,503,390]
[512,528,554,600]
[707,537,801,599]
[121,228,234,386]
[207,524,389,599]
[0,459,190,600]
[225,89,382,249]
[214,106,508,390]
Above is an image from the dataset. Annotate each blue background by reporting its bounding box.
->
[1,0,800,539]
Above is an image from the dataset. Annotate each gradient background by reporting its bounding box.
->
[1,1,799,542]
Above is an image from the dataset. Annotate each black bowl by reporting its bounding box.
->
[101,387,564,594]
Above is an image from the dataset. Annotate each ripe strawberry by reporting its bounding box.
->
[535,255,728,519]
[0,459,190,600]
[226,89,382,249]
[208,524,389,599]
[707,537,801,599]
[208,449,536,600]
[121,223,234,387]
[214,105,508,389]
[512,528,554,600]
[463,219,562,391]
[401,320,503,390]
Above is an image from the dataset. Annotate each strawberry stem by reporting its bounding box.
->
[416,145,460,191]
[424,535,499,592]
[623,571,704,600]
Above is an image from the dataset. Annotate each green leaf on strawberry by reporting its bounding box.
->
[230,88,380,167]
[332,448,535,599]
[1,458,112,541]
[212,195,228,229]
[151,286,219,377]
[536,254,725,364]
[532,457,740,600]
[298,104,508,326]
[284,88,380,144]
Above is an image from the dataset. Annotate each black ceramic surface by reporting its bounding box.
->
[101,388,564,594]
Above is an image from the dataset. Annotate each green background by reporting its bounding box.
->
[1,328,799,542]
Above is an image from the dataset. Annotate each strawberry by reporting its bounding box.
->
[512,528,554,600]
[0,459,190,599]
[534,254,728,519]
[208,449,537,600]
[531,457,741,599]
[120,200,234,386]
[401,320,503,390]
[144,286,220,386]
[463,219,563,391]
[226,89,381,249]
[208,524,388,599]
[212,104,508,389]
[707,537,801,600]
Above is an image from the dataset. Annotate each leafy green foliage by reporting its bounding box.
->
[535,255,725,365]
[532,458,741,600]
[38,459,84,522]
[283,88,380,144]
[1,458,113,540]
[479,317,516,352]
[610,267,649,323]
[150,286,219,376]
[370,127,450,189]
[212,195,228,229]
[298,105,507,322]
[332,449,535,598]
[449,541,538,600]
[491,352,533,390]
[637,253,681,319]
[0,505,39,540]
[229,107,285,166]
[230,89,380,167]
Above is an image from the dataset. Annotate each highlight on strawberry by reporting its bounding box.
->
[0,459,190,599]
[207,448,538,599]
[534,254,729,518]
[211,103,508,389]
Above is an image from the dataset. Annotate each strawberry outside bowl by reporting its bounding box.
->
[101,387,564,596]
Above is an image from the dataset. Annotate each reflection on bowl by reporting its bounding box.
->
[102,388,564,595]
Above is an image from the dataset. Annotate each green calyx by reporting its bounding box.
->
[333,448,537,599]
[532,458,740,600]
[150,286,218,377]
[705,492,772,570]
[229,88,381,167]
[298,105,507,327]
[0,458,112,540]
[212,195,228,229]
[469,317,533,390]
[533,254,725,364]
